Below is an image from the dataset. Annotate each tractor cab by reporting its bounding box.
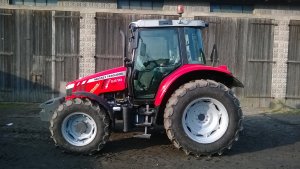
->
[127,19,208,100]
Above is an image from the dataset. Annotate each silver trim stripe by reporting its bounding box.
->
[87,71,126,83]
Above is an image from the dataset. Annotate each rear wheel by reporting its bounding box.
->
[164,80,243,156]
[50,98,110,154]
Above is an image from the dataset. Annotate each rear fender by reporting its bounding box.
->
[154,64,244,107]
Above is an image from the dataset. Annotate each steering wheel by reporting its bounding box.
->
[143,60,159,71]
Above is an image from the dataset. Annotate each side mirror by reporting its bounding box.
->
[126,30,139,68]
[124,57,133,67]
[128,36,135,53]
[128,30,138,53]
[210,44,218,66]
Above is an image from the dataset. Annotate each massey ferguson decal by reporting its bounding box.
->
[110,78,123,83]
[87,71,126,83]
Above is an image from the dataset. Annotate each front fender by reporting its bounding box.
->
[40,96,65,121]
[72,92,114,121]
[40,92,114,123]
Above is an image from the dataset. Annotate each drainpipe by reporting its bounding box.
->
[120,28,126,67]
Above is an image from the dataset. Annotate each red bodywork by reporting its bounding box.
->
[66,66,127,100]
[66,64,235,105]
[154,64,233,106]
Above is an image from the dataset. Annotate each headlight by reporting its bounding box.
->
[66,88,73,96]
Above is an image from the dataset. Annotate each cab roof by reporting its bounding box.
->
[129,19,208,29]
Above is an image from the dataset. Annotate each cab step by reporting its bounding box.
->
[135,122,152,127]
[132,104,154,139]
[133,133,151,139]
[138,111,155,116]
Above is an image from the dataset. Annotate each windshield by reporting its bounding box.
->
[134,28,180,71]
[184,27,206,64]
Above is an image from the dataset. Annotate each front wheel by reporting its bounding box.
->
[164,80,243,156]
[49,98,110,154]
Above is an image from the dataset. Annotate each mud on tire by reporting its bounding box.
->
[49,98,111,154]
[164,80,243,156]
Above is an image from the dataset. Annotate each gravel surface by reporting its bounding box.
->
[0,103,299,169]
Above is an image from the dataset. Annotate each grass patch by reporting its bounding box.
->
[0,103,40,110]
[268,106,300,115]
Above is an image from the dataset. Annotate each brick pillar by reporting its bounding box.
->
[271,20,289,99]
[0,0,8,5]
[79,13,96,78]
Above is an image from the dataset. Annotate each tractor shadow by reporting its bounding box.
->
[101,124,171,155]
[100,113,300,156]
[227,112,300,156]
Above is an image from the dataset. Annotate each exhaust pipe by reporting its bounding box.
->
[119,29,127,66]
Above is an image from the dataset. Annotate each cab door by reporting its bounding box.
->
[132,28,181,99]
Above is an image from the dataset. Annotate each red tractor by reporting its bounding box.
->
[40,11,243,156]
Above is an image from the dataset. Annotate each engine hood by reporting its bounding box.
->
[66,66,127,95]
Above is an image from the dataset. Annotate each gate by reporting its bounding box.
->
[286,20,300,104]
[245,19,275,106]
[95,13,178,72]
[54,11,80,90]
[195,16,275,107]
[0,9,80,102]
[0,9,54,102]
[0,9,15,101]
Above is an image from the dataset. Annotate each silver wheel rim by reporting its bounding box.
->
[182,97,229,144]
[61,112,97,146]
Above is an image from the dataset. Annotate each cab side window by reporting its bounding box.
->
[184,28,206,64]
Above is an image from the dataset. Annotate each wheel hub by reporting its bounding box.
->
[74,122,88,134]
[61,112,97,146]
[182,97,229,144]
[198,113,206,122]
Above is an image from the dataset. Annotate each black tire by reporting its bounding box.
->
[49,98,110,154]
[164,79,243,156]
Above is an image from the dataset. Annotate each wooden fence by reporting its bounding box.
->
[0,8,298,106]
[286,20,300,105]
[0,9,80,102]
[54,11,80,89]
[196,16,275,107]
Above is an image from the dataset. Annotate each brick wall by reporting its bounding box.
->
[58,0,116,9]
[271,20,290,99]
[255,5,300,16]
[79,12,96,78]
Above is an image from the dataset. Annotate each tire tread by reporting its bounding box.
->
[164,79,243,156]
[49,98,110,155]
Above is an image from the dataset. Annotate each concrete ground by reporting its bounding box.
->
[0,103,299,169]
